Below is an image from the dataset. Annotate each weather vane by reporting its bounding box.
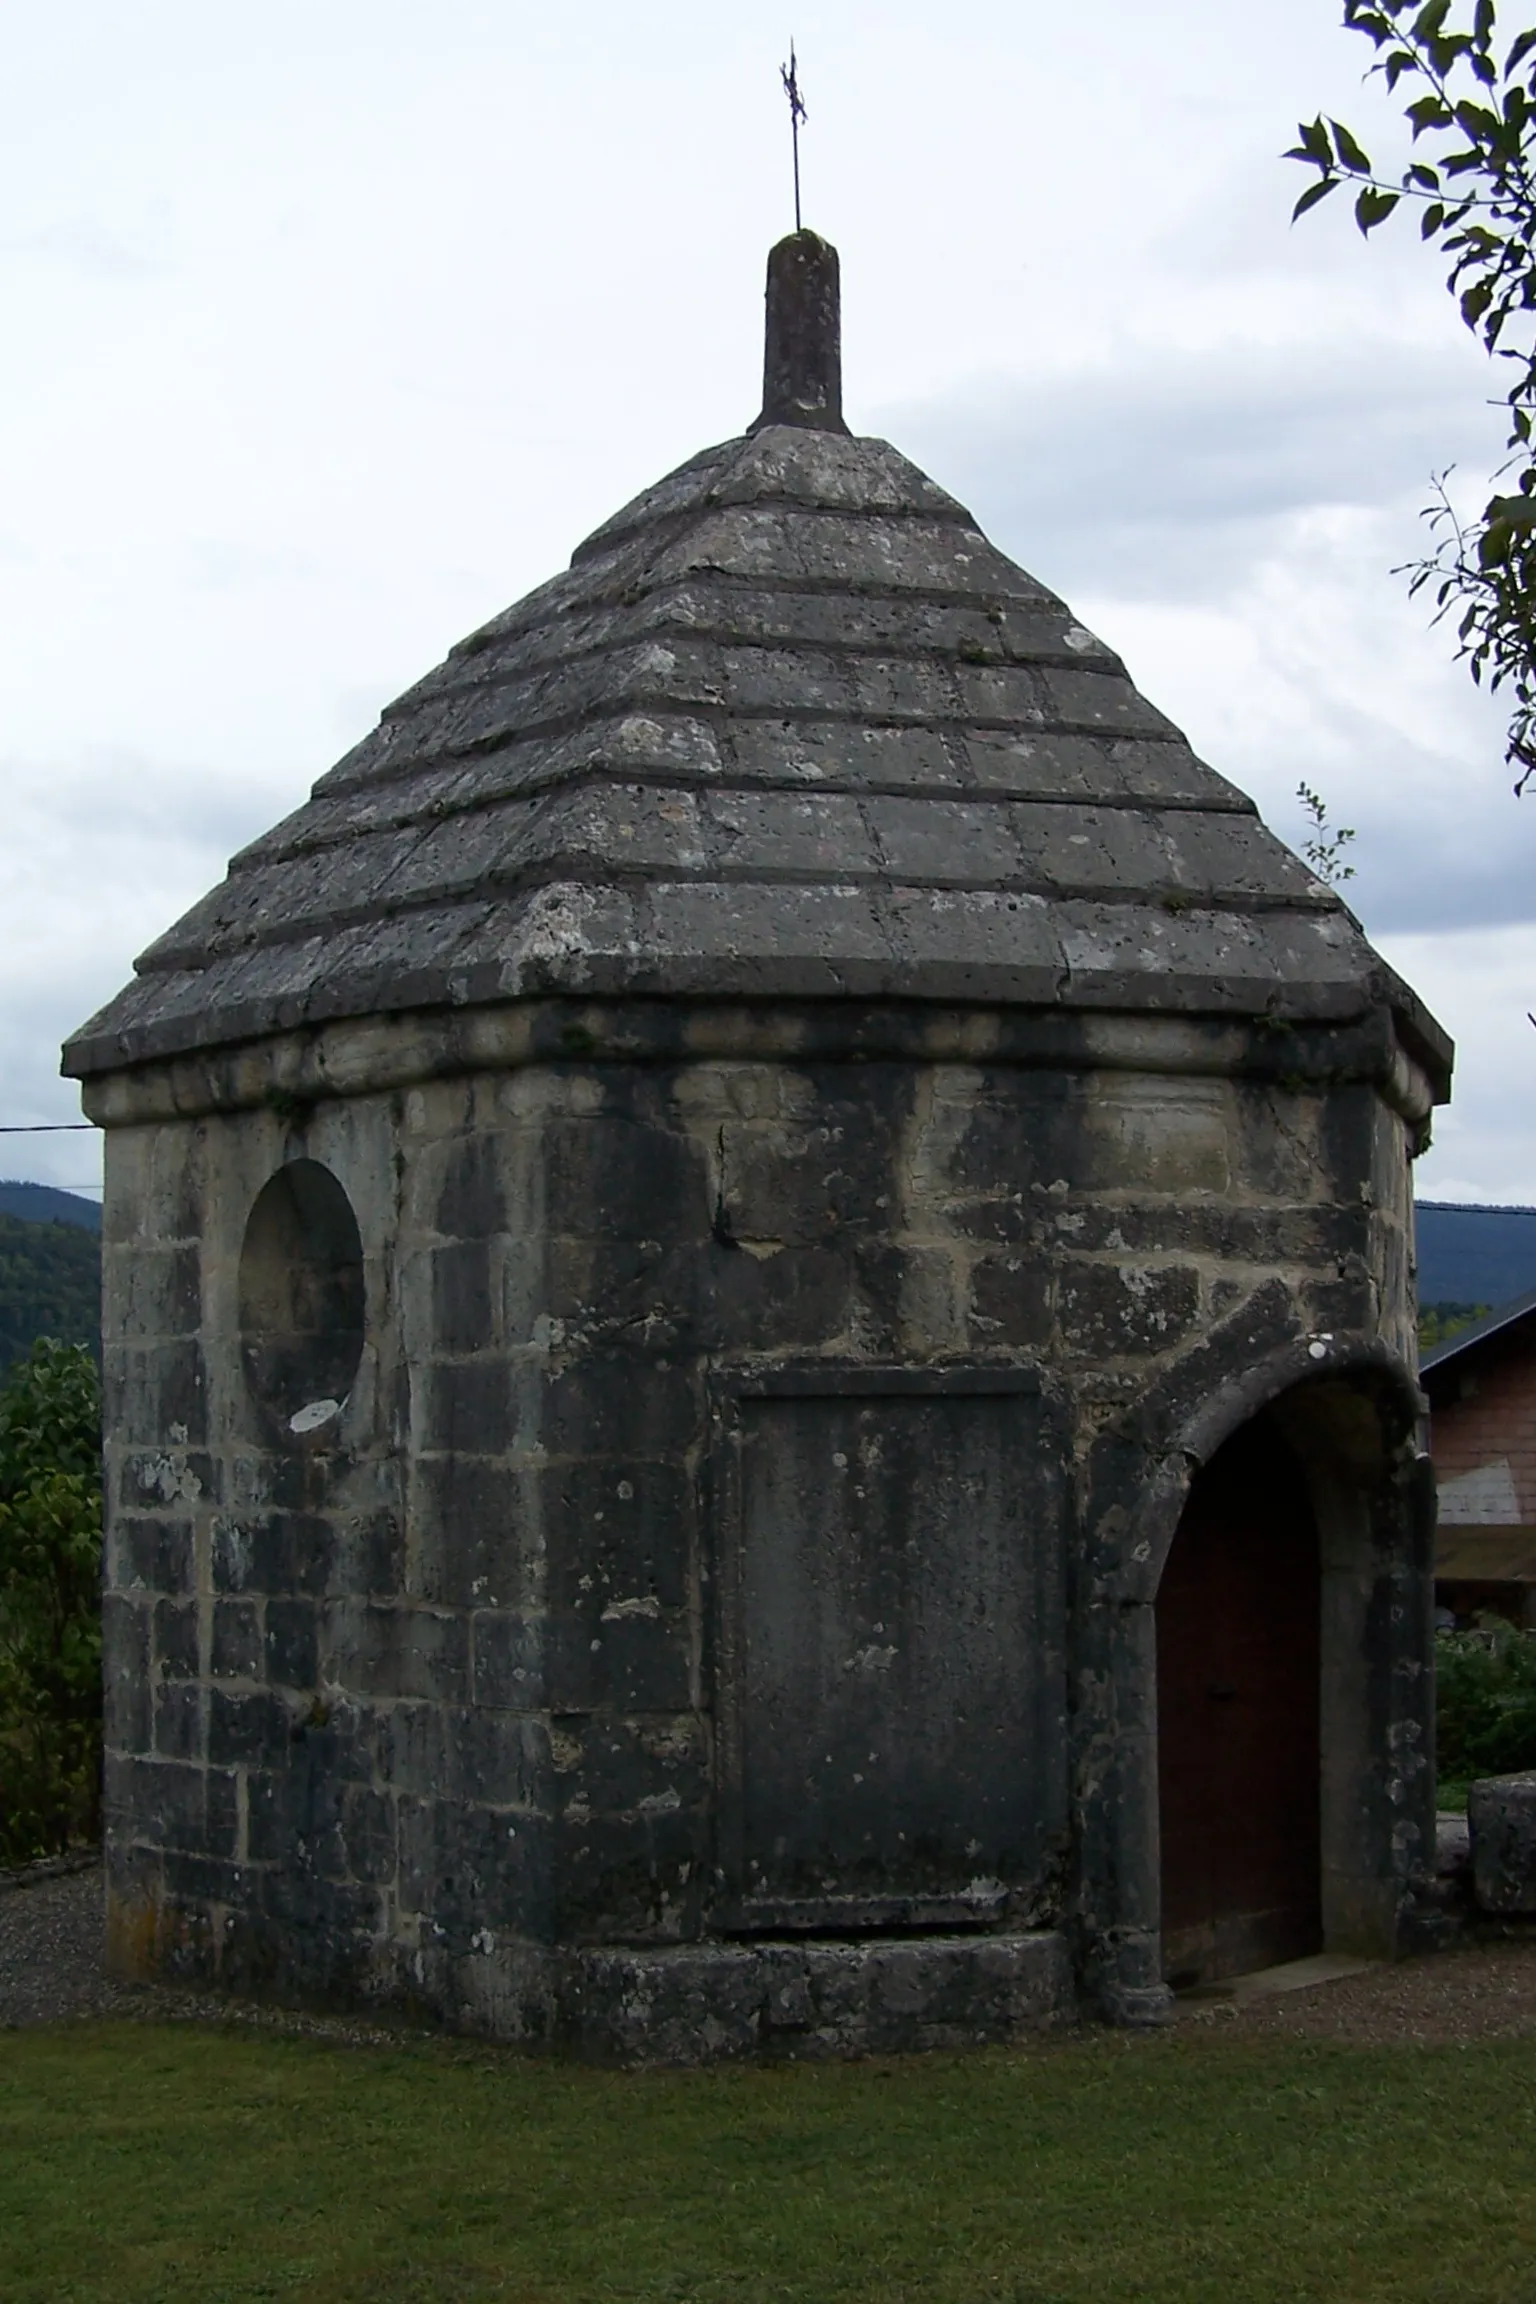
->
[780,43,807,233]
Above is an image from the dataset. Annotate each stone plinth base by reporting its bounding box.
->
[564,1931,1072,2065]
[107,1869,1072,2064]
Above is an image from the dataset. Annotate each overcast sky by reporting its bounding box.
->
[4,0,1533,1205]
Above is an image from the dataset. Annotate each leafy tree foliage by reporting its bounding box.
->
[1289,2,1536,790]
[0,1339,103,1861]
[1436,1622,1536,1776]
[1296,780,1358,884]
[0,1213,100,1378]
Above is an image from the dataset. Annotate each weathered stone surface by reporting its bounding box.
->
[563,1930,1071,2064]
[82,1032,1440,2045]
[1469,1772,1536,1913]
[1436,1812,1471,1879]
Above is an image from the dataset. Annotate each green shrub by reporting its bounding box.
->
[0,1338,103,1862]
[1436,1624,1536,1783]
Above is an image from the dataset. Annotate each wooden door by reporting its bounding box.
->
[1157,1416,1322,1987]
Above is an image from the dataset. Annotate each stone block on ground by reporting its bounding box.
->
[1468,1772,1536,1914]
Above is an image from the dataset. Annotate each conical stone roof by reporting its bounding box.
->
[64,235,1448,1087]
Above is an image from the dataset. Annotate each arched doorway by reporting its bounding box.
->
[1156,1414,1322,1989]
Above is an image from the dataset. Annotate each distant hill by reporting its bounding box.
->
[1416,1201,1536,1314]
[0,1212,101,1375]
[0,1180,101,1233]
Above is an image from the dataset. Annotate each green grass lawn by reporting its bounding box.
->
[3,2021,1533,2303]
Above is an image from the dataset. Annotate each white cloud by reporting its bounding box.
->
[1,0,1532,1206]
[1070,506,1525,938]
[887,338,1503,583]
[0,753,256,1193]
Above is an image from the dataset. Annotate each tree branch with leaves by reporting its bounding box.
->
[1297,781,1359,884]
[1289,1,1536,792]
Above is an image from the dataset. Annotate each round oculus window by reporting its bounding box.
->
[238,1160,365,1434]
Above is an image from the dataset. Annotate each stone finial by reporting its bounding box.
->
[751,230,848,435]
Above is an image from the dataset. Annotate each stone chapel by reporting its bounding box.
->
[66,232,1452,2057]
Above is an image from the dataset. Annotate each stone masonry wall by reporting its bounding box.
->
[98,1014,1421,2039]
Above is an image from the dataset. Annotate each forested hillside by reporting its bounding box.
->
[1418,1203,1536,1312]
[0,1180,100,1232]
[0,1214,101,1374]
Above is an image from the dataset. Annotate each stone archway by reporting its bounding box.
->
[1156,1413,1322,1989]
[1075,1334,1436,2026]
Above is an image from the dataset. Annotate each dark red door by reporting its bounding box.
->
[1157,1416,1322,1988]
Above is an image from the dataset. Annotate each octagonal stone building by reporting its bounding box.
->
[66,234,1451,2056]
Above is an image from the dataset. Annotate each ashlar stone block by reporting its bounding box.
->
[1469,1772,1536,1914]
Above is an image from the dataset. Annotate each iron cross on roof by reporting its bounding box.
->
[780,43,807,233]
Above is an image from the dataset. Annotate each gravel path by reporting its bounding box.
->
[1182,1936,1536,2046]
[0,1863,222,2030]
[0,1863,409,2044]
[4,1861,1534,2049]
